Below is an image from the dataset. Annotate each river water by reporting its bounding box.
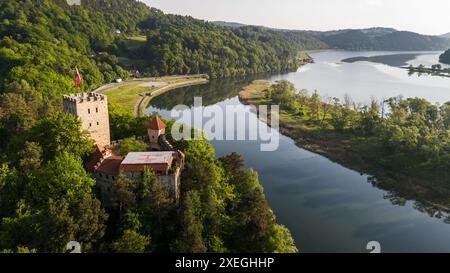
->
[146,51,450,253]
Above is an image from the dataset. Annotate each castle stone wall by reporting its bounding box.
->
[63,92,111,146]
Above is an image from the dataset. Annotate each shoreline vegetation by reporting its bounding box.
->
[404,64,450,78]
[239,80,450,217]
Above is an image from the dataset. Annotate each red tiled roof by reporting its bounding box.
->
[85,145,105,172]
[96,144,105,153]
[96,156,124,176]
[147,115,166,130]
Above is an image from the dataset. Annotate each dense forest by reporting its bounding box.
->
[115,9,323,78]
[440,49,450,64]
[0,0,151,151]
[0,110,297,252]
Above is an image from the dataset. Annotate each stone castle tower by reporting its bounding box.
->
[63,92,111,147]
[147,115,173,151]
[147,115,167,150]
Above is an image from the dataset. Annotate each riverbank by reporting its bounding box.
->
[239,80,450,214]
[402,66,450,78]
[98,75,209,116]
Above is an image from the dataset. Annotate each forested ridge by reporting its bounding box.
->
[314,28,450,51]
[117,9,323,78]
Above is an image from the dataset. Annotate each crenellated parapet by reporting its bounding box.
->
[62,92,111,147]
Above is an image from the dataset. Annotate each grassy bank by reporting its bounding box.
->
[239,80,450,214]
[102,75,208,116]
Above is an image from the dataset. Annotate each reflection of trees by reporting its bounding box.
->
[149,74,269,109]
[383,192,407,207]
[367,175,450,224]
[445,216,450,224]
[407,65,450,78]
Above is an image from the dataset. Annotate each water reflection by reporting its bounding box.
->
[150,75,267,109]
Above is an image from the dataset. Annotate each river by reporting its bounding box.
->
[145,51,450,253]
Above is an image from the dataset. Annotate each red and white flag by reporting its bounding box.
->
[75,67,81,89]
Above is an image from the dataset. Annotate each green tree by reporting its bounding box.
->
[29,152,95,204]
[111,230,150,253]
[329,98,353,131]
[111,174,137,216]
[72,193,108,252]
[309,91,321,122]
[17,142,42,174]
[138,169,174,248]
[0,164,21,216]
[13,111,93,161]
[0,93,36,149]
[32,198,77,253]
[118,138,148,156]
[172,191,207,253]
[358,98,381,135]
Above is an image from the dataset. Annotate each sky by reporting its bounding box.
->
[142,0,450,35]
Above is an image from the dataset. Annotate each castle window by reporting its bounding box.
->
[96,107,98,113]
[89,123,92,127]
[97,122,99,126]
[88,109,90,114]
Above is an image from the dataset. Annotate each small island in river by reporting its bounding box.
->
[342,53,426,67]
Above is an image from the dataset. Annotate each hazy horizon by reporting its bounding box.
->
[142,0,450,36]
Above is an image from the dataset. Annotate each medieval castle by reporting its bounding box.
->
[63,92,184,200]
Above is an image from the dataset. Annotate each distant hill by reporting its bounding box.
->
[307,27,397,38]
[212,21,328,50]
[212,21,248,28]
[315,28,450,51]
[212,22,450,51]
